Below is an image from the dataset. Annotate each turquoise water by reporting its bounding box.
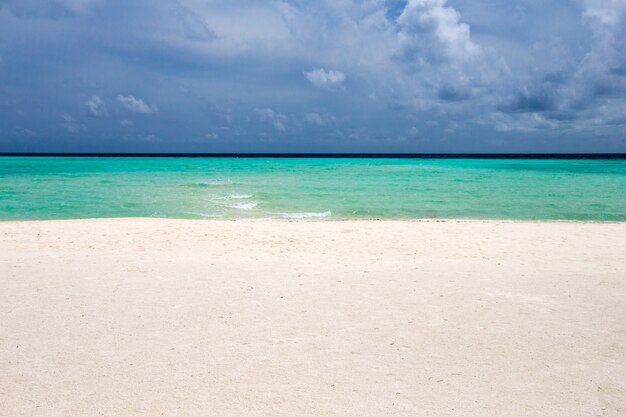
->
[0,157,625,221]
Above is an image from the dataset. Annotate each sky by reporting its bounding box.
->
[0,0,625,153]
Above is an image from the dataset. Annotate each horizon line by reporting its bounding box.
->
[1,153,626,159]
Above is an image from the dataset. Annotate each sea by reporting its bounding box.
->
[1,156,625,221]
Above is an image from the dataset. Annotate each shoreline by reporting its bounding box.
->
[2,219,625,416]
[2,216,626,224]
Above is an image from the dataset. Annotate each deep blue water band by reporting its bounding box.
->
[1,153,626,159]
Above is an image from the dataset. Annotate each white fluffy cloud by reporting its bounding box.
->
[84,95,108,117]
[577,0,626,94]
[583,0,626,27]
[305,68,346,90]
[254,107,287,132]
[117,95,159,114]
[397,0,480,66]
[373,0,505,118]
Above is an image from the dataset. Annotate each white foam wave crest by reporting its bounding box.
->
[220,194,252,200]
[229,201,258,210]
[280,211,332,219]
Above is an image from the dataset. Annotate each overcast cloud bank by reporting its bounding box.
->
[0,0,624,152]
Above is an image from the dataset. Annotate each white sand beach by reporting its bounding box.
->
[1,219,625,417]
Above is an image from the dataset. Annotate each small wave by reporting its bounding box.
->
[219,194,253,200]
[280,211,332,219]
[229,201,258,210]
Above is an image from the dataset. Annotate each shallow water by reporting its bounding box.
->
[1,157,625,221]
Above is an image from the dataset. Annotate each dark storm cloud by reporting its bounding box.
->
[0,0,625,152]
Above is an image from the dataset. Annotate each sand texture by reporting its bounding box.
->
[1,219,625,416]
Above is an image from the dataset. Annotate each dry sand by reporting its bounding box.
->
[1,219,625,416]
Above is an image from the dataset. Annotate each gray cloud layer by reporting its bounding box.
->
[0,0,625,152]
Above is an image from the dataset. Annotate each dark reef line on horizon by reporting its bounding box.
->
[1,153,626,159]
